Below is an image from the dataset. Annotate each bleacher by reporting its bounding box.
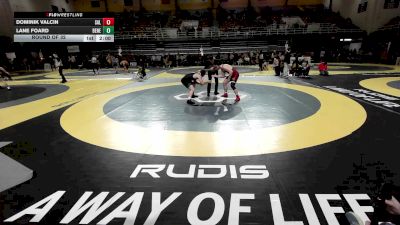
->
[378,16,400,31]
[164,42,212,54]
[114,4,363,41]
[109,5,364,56]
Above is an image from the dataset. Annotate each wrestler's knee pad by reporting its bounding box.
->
[230,82,236,90]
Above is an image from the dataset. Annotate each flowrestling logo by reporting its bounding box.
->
[46,13,83,18]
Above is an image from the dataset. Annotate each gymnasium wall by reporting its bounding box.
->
[0,0,14,37]
[325,0,400,33]
[72,0,211,12]
[287,0,323,6]
[73,0,139,12]
[11,0,74,12]
[179,0,213,10]
[220,0,324,9]
[71,0,325,12]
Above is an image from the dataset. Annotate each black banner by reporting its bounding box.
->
[15,26,103,34]
[14,18,104,26]
[14,12,114,18]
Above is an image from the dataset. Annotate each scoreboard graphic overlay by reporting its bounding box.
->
[14,12,114,42]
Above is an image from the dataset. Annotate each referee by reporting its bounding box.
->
[204,57,219,97]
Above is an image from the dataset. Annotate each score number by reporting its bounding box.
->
[103,26,114,34]
[102,18,114,26]
[102,18,114,34]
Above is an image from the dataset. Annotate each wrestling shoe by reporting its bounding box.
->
[221,93,228,98]
[235,95,240,102]
[187,99,196,105]
[214,91,220,95]
[191,94,198,98]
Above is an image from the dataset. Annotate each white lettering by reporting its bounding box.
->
[316,194,344,225]
[143,192,182,225]
[229,165,238,179]
[240,165,269,179]
[299,194,320,225]
[60,192,124,224]
[98,192,144,225]
[228,193,254,225]
[40,20,59,24]
[187,192,224,225]
[270,194,303,225]
[4,191,65,223]
[343,194,373,224]
[198,165,227,178]
[166,164,196,178]
[130,165,165,178]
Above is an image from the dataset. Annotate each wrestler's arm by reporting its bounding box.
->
[221,65,233,79]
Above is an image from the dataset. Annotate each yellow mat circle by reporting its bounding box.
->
[60,81,366,157]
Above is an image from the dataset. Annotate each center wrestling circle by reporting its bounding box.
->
[60,81,366,156]
[103,84,320,132]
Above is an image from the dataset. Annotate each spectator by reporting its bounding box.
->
[229,53,235,65]
[54,57,67,83]
[258,50,264,71]
[244,54,250,65]
[91,55,99,75]
[300,59,311,77]
[278,53,284,76]
[237,57,243,66]
[0,66,12,90]
[48,56,55,71]
[69,55,76,69]
[262,60,268,71]
[290,56,300,76]
[273,56,280,76]
[347,185,400,225]
[120,59,129,72]
[318,60,329,76]
[384,196,400,216]
[283,49,291,77]
[106,54,113,68]
[112,56,119,74]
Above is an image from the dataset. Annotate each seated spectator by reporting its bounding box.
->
[300,60,311,77]
[347,183,400,225]
[262,60,268,71]
[244,55,250,65]
[258,51,264,71]
[273,56,280,76]
[290,57,300,76]
[237,57,243,66]
[318,60,329,76]
[120,59,129,72]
